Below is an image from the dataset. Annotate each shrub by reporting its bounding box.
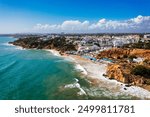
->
[131,65,150,78]
[143,59,150,64]
[117,56,121,59]
[123,54,128,58]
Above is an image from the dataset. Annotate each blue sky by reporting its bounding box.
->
[0,0,150,33]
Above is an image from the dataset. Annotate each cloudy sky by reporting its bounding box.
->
[0,0,150,33]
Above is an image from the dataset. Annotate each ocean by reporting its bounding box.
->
[0,36,136,100]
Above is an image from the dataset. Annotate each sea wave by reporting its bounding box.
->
[64,78,87,96]
[83,87,132,99]
[2,42,25,50]
[95,75,150,99]
[120,85,150,99]
[14,46,25,50]
[1,43,14,46]
[74,78,79,82]
[55,60,66,63]
[74,64,87,75]
[44,49,61,56]
[0,60,17,72]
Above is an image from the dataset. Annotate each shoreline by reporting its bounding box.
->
[68,55,150,99]
[45,48,150,99]
[9,42,150,99]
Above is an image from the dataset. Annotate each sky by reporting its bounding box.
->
[0,0,150,33]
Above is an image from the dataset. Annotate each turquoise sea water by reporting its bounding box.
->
[0,36,135,100]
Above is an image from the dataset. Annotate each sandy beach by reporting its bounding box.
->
[9,45,150,99]
[6,41,150,99]
[44,49,150,99]
[67,55,150,99]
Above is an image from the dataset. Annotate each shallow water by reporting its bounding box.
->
[0,36,136,100]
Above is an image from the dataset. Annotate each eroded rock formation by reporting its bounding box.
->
[106,64,145,86]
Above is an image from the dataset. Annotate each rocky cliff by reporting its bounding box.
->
[106,64,145,86]
[97,48,150,60]
[130,49,150,60]
[107,64,128,83]
[98,48,150,88]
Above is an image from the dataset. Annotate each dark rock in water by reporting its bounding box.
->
[103,74,107,77]
[109,77,114,80]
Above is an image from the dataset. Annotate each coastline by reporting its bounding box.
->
[44,49,61,56]
[67,55,150,99]
[8,41,150,99]
[44,48,150,99]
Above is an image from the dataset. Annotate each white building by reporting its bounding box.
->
[144,34,150,39]
[113,40,124,47]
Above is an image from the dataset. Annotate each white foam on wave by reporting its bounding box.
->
[97,75,150,99]
[77,87,87,95]
[2,42,25,50]
[15,46,25,50]
[75,64,88,75]
[45,49,61,56]
[96,77,150,99]
[55,60,65,62]
[75,78,79,82]
[64,78,87,96]
[95,76,150,99]
[64,56,75,62]
[120,85,150,99]
[75,61,150,99]
[63,57,75,62]
[2,43,14,47]
[83,87,130,99]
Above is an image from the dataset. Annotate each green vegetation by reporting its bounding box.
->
[123,54,128,58]
[131,65,150,78]
[9,36,77,52]
[143,59,150,64]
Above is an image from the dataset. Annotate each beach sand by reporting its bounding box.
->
[47,50,150,99]
[8,41,150,99]
[68,55,150,99]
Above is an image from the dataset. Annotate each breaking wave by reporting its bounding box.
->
[64,78,87,96]
[74,64,87,75]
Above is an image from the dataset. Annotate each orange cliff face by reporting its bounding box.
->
[130,49,150,60]
[96,48,150,60]
[96,48,130,59]
[106,64,128,83]
[97,48,150,89]
[106,64,145,86]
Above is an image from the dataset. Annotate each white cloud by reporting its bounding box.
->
[99,18,106,24]
[33,24,59,30]
[131,15,147,24]
[33,20,90,33]
[33,15,150,33]
[61,20,89,30]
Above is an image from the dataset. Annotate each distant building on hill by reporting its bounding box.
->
[144,34,150,39]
